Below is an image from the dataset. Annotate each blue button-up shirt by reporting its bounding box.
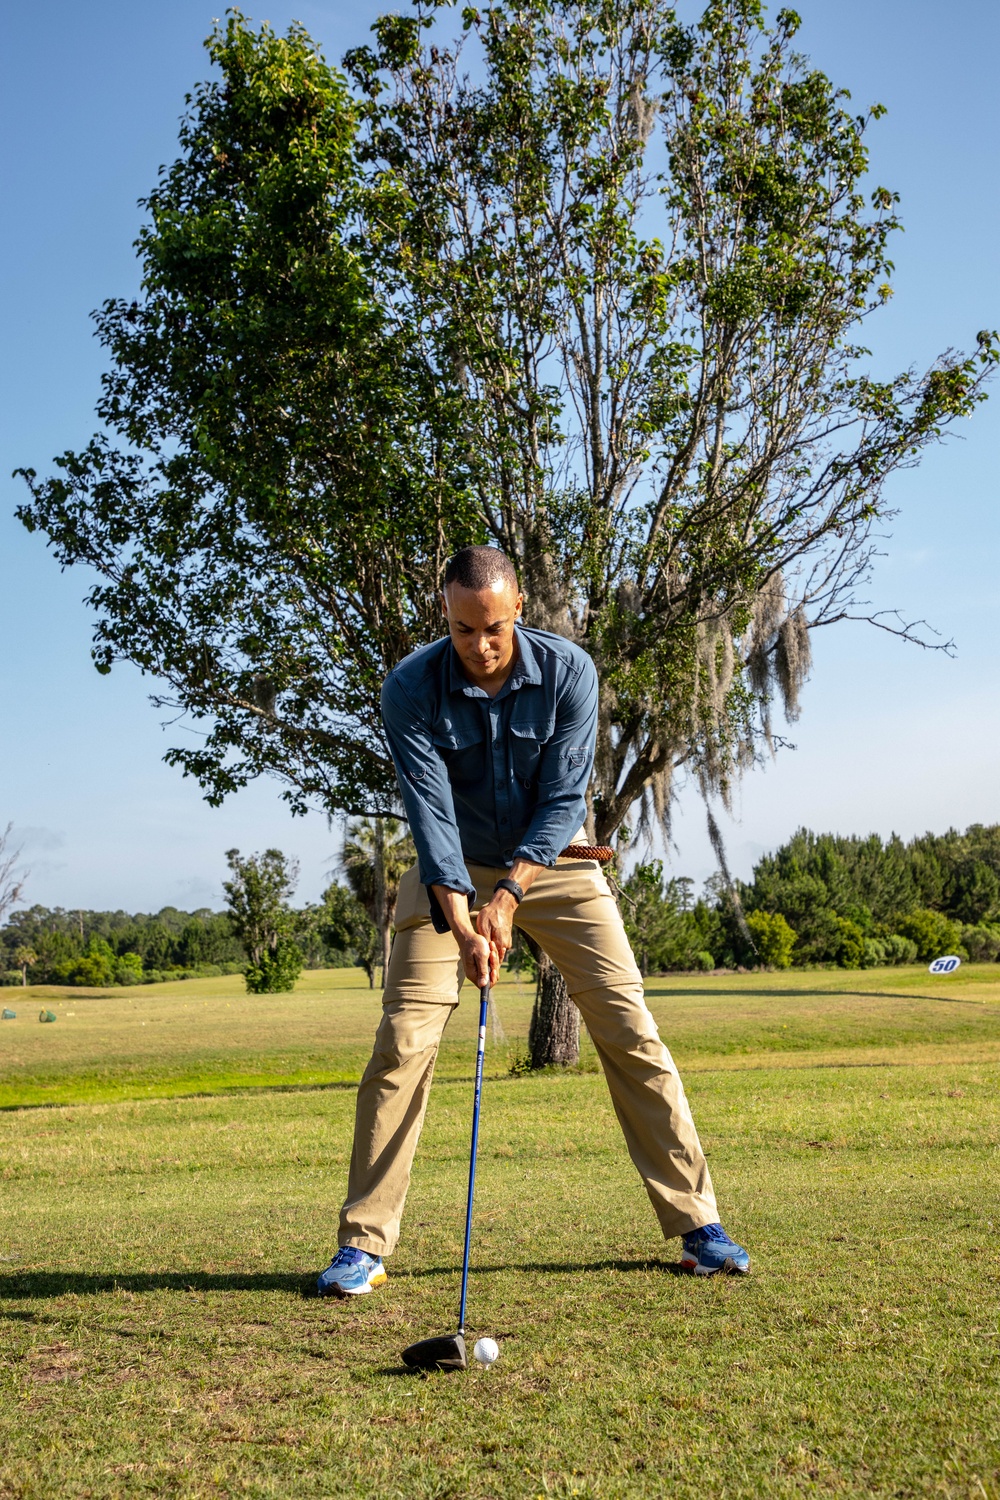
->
[381,625,598,900]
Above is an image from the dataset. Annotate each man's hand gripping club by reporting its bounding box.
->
[431,860,543,987]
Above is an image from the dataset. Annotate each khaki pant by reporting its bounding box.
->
[339,858,718,1256]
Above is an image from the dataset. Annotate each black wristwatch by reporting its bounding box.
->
[494,877,524,905]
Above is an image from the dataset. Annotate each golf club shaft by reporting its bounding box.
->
[458,983,490,1335]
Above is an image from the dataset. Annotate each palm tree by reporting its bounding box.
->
[341,818,416,988]
[13,946,37,987]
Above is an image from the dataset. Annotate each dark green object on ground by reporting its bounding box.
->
[1,1010,15,1020]
[38,1010,56,1024]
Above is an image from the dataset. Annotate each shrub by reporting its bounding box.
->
[960,924,1000,963]
[114,952,144,986]
[745,911,797,969]
[881,934,918,965]
[828,916,864,968]
[895,908,963,962]
[245,937,303,994]
[694,951,715,972]
[861,938,887,968]
[52,936,117,987]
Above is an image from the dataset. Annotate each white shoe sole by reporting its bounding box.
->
[680,1255,749,1276]
[324,1270,388,1298]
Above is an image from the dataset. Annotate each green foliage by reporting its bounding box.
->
[0,904,248,985]
[740,824,1000,966]
[15,3,997,855]
[883,934,919,965]
[0,899,355,987]
[316,883,379,986]
[16,12,481,824]
[341,817,416,986]
[745,909,796,968]
[49,936,145,989]
[831,916,865,969]
[895,908,963,963]
[961,924,1000,963]
[223,848,303,995]
[619,863,717,972]
[244,937,303,996]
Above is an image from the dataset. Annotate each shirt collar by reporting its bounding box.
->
[508,626,542,688]
[447,625,542,697]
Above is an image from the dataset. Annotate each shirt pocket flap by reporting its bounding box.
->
[509,719,555,783]
[509,720,555,743]
[431,727,483,751]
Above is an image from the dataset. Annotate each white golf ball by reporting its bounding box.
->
[473,1337,499,1367]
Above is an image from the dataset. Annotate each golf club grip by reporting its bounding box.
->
[458,983,490,1335]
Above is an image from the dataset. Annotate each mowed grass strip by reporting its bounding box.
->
[2,964,999,1108]
[0,970,998,1497]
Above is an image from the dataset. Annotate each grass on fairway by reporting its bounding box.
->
[0,965,998,1498]
[4,961,999,1109]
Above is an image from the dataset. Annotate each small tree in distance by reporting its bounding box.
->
[13,946,37,987]
[341,818,416,988]
[317,882,380,988]
[745,910,796,969]
[223,848,303,994]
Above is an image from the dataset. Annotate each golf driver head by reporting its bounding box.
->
[401,1332,467,1372]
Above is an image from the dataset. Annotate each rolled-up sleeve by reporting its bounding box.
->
[513,655,598,867]
[381,674,477,901]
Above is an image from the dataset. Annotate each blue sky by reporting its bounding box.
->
[1,0,997,913]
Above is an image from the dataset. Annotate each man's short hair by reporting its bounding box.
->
[443,545,519,594]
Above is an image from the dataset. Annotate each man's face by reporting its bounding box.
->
[442,579,523,687]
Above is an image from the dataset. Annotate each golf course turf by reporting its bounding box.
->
[0,965,997,1497]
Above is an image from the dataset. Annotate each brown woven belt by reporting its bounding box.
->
[559,843,614,863]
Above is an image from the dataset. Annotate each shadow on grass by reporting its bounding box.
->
[0,1271,314,1300]
[394,1257,688,1280]
[0,1257,686,1303]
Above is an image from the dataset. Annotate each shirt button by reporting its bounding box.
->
[501,816,508,824]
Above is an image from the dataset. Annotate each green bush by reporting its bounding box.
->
[693,951,715,972]
[960,924,1000,963]
[861,938,887,968]
[831,916,865,968]
[745,911,797,969]
[115,952,144,986]
[1,972,22,987]
[52,936,117,987]
[895,908,963,962]
[244,937,303,995]
[881,933,918,965]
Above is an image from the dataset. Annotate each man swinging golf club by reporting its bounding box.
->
[318,545,750,1299]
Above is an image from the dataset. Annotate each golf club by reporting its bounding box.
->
[401,981,490,1372]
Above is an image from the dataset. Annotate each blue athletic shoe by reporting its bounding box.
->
[680,1222,751,1275]
[317,1246,388,1298]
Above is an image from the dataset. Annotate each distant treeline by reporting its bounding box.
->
[0,904,354,987]
[622,822,1000,972]
[5,822,999,985]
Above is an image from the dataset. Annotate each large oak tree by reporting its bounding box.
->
[18,3,996,1061]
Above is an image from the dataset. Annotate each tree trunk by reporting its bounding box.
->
[526,940,580,1068]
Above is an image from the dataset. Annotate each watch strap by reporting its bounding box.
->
[494,877,524,905]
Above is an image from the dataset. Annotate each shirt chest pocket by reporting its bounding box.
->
[510,720,555,786]
[431,726,486,789]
